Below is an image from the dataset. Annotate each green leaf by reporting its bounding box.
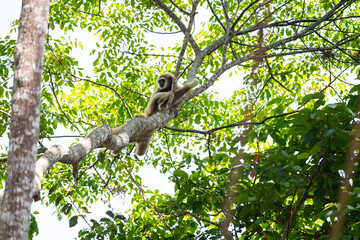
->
[174,169,189,179]
[61,203,72,215]
[323,129,336,137]
[105,210,115,218]
[69,216,78,228]
[302,92,325,104]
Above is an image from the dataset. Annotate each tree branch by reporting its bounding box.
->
[152,0,200,55]
[182,0,351,104]
[0,110,10,118]
[0,105,180,202]
[48,70,83,134]
[168,0,191,15]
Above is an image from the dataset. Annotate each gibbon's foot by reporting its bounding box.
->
[134,114,146,118]
[158,98,169,110]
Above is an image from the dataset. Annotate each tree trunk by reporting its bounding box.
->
[0,0,49,239]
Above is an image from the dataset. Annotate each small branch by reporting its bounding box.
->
[160,131,174,162]
[231,0,262,31]
[45,42,133,119]
[221,0,230,29]
[207,134,212,159]
[39,135,83,139]
[1,145,47,163]
[0,110,10,117]
[265,58,293,93]
[174,0,199,79]
[166,1,199,109]
[140,24,182,34]
[235,14,360,37]
[206,0,226,31]
[0,74,14,85]
[168,0,191,15]
[120,84,149,98]
[48,70,83,134]
[152,0,200,55]
[103,155,117,188]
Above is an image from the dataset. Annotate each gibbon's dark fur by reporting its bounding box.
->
[125,72,198,156]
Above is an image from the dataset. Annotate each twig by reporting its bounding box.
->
[207,134,212,159]
[103,155,117,188]
[168,0,191,15]
[206,0,226,31]
[0,110,10,117]
[152,0,200,55]
[160,131,174,162]
[58,181,91,227]
[265,58,293,93]
[39,135,83,139]
[48,70,83,134]
[140,24,182,34]
[0,74,14,85]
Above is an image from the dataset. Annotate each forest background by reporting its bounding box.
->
[0,0,360,239]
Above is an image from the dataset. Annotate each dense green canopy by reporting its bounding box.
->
[1,0,360,239]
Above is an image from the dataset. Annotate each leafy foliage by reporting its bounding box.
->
[1,0,360,239]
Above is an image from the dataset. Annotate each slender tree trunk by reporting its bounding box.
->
[0,0,49,239]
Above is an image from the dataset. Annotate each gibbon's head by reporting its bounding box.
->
[157,73,174,92]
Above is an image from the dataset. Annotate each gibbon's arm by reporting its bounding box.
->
[145,91,168,117]
[158,79,199,110]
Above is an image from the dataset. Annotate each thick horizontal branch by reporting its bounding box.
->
[0,107,180,202]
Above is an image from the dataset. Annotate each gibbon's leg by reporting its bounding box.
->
[145,92,168,117]
[158,97,169,110]
[134,113,146,118]
[136,135,152,156]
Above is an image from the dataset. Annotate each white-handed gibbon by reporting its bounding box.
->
[129,72,198,156]
[140,72,199,117]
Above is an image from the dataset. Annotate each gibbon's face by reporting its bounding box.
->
[157,73,173,91]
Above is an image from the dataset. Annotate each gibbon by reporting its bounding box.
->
[141,72,199,117]
[129,72,198,156]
